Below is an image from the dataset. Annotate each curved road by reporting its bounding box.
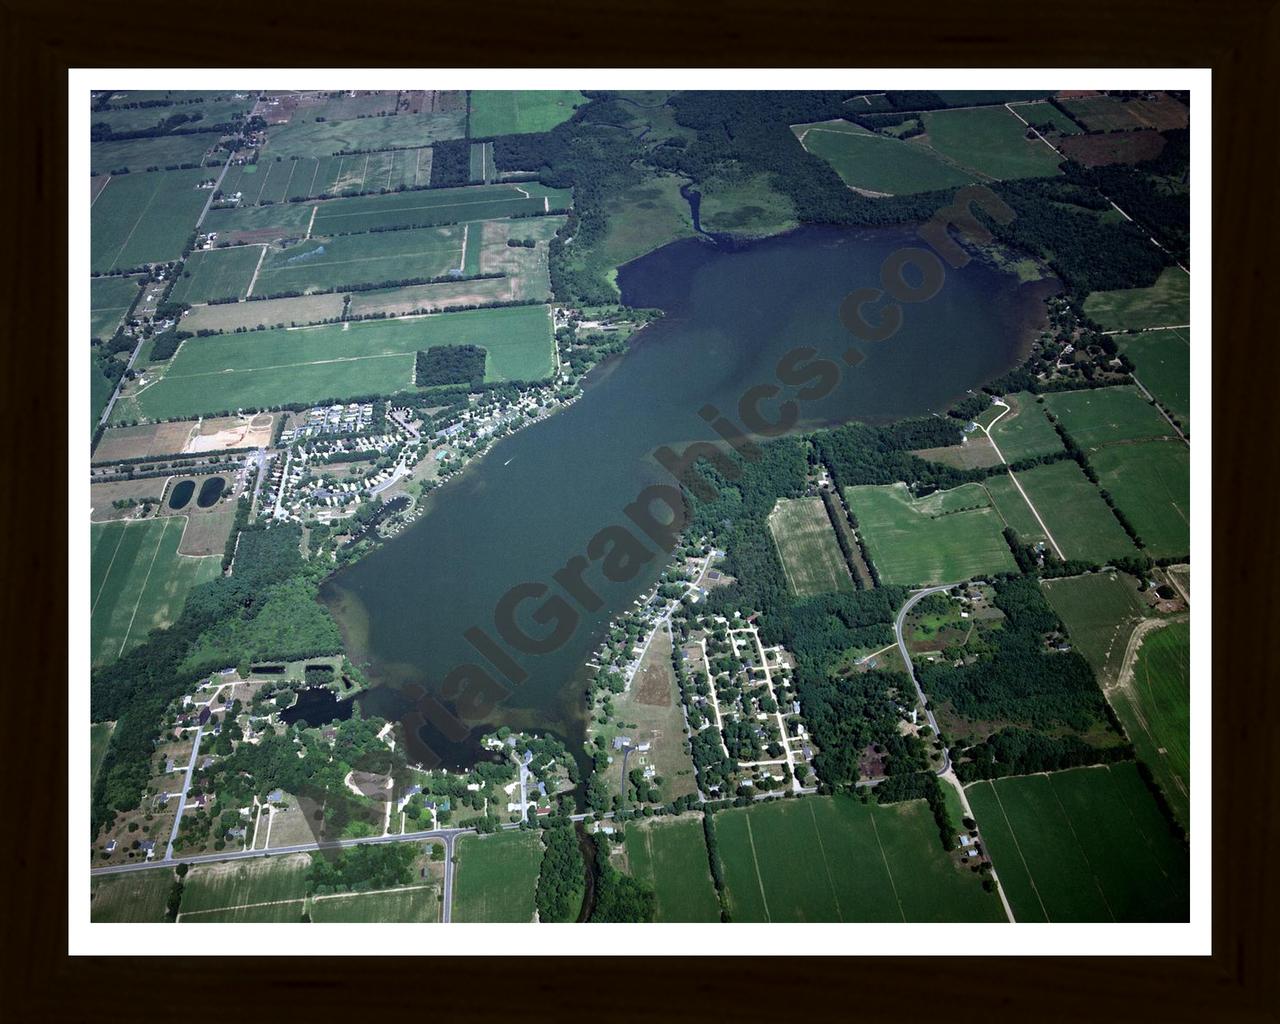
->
[894,584,956,775]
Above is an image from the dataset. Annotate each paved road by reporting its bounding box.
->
[164,725,204,861]
[440,832,456,922]
[894,584,956,775]
[97,335,145,428]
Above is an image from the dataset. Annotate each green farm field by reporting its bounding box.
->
[1119,328,1191,429]
[1043,385,1173,450]
[625,817,721,923]
[1011,101,1083,134]
[845,482,1016,585]
[309,886,440,922]
[768,497,854,596]
[998,460,1137,564]
[309,182,570,235]
[1082,268,1189,330]
[252,225,466,296]
[452,830,541,923]
[181,293,347,333]
[91,133,217,175]
[90,517,222,666]
[221,148,433,203]
[203,201,316,242]
[1092,440,1190,559]
[922,106,1064,180]
[981,473,1046,543]
[469,90,588,136]
[90,275,142,339]
[133,304,554,418]
[90,869,174,922]
[1042,572,1152,687]
[794,119,975,195]
[91,167,213,271]
[983,392,1063,461]
[1120,622,1191,829]
[966,763,1188,922]
[169,245,263,304]
[264,111,466,159]
[716,795,1004,922]
[179,853,311,915]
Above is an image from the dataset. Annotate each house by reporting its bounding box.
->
[104,840,116,854]
[267,789,284,804]
[958,834,974,848]
[198,706,211,726]
[139,840,156,859]
[226,827,246,840]
[165,758,176,773]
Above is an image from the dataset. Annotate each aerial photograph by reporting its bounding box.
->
[84,84,1194,929]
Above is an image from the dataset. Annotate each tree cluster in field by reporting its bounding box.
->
[585,834,654,923]
[919,577,1115,736]
[534,824,585,922]
[308,843,416,895]
[414,344,486,387]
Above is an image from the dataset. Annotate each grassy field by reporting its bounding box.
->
[90,517,222,665]
[921,106,1064,180]
[181,293,346,333]
[966,763,1188,922]
[589,174,696,290]
[309,885,440,922]
[1043,385,1173,450]
[980,473,1046,543]
[309,182,571,235]
[220,149,434,203]
[1012,100,1083,134]
[252,225,465,295]
[1002,461,1137,564]
[469,90,588,136]
[180,853,311,915]
[1120,622,1191,829]
[90,275,142,339]
[983,393,1063,461]
[696,169,798,238]
[264,111,466,158]
[134,304,553,418]
[716,795,1004,922]
[90,133,218,175]
[1092,440,1190,559]
[625,817,720,922]
[452,830,542,922]
[90,870,174,922]
[1042,572,1152,686]
[1060,95,1189,133]
[768,497,854,596]
[845,482,1017,585]
[1082,268,1190,330]
[170,245,262,304]
[1119,328,1191,429]
[91,167,212,271]
[203,201,316,243]
[794,119,975,195]
[90,721,115,784]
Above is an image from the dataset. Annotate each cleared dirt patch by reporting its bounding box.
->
[634,627,675,707]
[1058,130,1166,167]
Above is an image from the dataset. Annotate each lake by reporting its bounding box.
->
[322,224,1054,769]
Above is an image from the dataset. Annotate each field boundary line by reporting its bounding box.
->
[90,174,111,207]
[988,782,1052,922]
[116,516,172,657]
[807,801,844,922]
[178,895,307,920]
[866,813,906,922]
[90,520,131,616]
[742,814,771,923]
[259,243,465,275]
[1046,775,1117,922]
[313,883,435,902]
[244,244,269,298]
[980,402,1066,559]
[314,190,536,224]
[165,350,413,381]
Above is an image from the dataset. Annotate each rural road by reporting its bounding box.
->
[164,724,205,861]
[979,400,1066,560]
[894,584,955,775]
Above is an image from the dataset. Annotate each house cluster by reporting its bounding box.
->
[279,402,378,442]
